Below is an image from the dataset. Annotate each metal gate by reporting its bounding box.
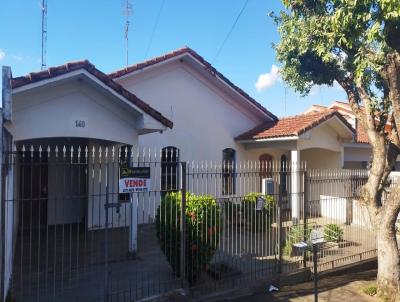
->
[0,143,379,302]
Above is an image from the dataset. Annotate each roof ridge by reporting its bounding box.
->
[108,46,193,77]
[278,108,334,120]
[108,47,278,121]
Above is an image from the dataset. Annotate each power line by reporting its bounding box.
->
[144,0,166,59]
[212,0,250,63]
[41,0,47,70]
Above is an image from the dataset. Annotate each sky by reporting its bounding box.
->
[0,0,347,117]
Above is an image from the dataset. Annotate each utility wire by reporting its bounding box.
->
[212,0,250,63]
[144,0,166,59]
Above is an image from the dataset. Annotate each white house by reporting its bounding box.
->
[109,47,358,182]
[1,60,173,300]
[109,47,359,222]
[0,48,380,301]
[110,47,356,171]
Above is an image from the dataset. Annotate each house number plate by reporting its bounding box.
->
[71,117,88,130]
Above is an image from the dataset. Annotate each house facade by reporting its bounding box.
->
[0,48,379,302]
[110,47,355,171]
[1,61,173,300]
[110,47,360,223]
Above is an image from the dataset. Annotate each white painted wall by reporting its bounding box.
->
[115,61,270,163]
[320,195,347,223]
[9,81,139,145]
[298,122,344,153]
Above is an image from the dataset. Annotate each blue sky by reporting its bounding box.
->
[0,0,347,117]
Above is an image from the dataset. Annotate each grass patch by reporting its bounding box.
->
[362,284,377,296]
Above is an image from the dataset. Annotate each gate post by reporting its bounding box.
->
[180,162,187,285]
[104,185,110,302]
[277,204,283,274]
[303,170,308,269]
[0,113,4,302]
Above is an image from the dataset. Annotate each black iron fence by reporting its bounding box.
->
[0,145,379,302]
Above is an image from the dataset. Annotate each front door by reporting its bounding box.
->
[19,152,48,231]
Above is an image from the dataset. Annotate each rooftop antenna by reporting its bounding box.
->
[41,0,47,70]
[123,0,132,68]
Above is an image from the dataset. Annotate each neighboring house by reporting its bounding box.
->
[304,101,398,170]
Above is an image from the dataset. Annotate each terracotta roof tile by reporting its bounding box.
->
[11,60,173,129]
[109,47,278,121]
[355,123,369,144]
[235,110,354,141]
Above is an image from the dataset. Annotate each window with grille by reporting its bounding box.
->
[222,148,236,195]
[161,146,179,193]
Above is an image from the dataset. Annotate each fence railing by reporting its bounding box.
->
[0,145,380,302]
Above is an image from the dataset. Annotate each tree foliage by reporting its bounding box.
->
[273,0,400,212]
[273,1,400,299]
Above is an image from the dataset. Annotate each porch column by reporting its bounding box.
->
[291,149,300,224]
[129,194,138,256]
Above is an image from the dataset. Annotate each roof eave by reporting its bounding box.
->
[110,47,278,121]
[11,64,173,129]
[235,136,299,143]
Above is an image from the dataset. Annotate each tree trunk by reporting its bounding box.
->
[376,223,400,301]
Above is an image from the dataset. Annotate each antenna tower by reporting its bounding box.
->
[123,0,132,68]
[41,0,47,70]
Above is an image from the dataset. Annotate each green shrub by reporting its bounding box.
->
[241,192,275,232]
[362,285,377,296]
[155,192,220,285]
[324,224,344,243]
[283,225,311,256]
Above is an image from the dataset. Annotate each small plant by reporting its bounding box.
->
[156,192,220,285]
[283,224,311,256]
[5,291,16,302]
[362,284,377,296]
[324,224,344,243]
[241,192,275,232]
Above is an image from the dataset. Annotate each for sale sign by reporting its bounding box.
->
[119,167,151,193]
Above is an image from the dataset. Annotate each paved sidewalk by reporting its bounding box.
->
[217,269,379,302]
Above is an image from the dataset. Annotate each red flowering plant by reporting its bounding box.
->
[155,192,220,285]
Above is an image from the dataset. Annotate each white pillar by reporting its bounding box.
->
[129,194,138,255]
[291,149,300,223]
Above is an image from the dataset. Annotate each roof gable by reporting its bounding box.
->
[109,47,277,121]
[11,60,173,129]
[235,110,354,141]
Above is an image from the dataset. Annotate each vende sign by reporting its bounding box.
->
[119,167,151,193]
